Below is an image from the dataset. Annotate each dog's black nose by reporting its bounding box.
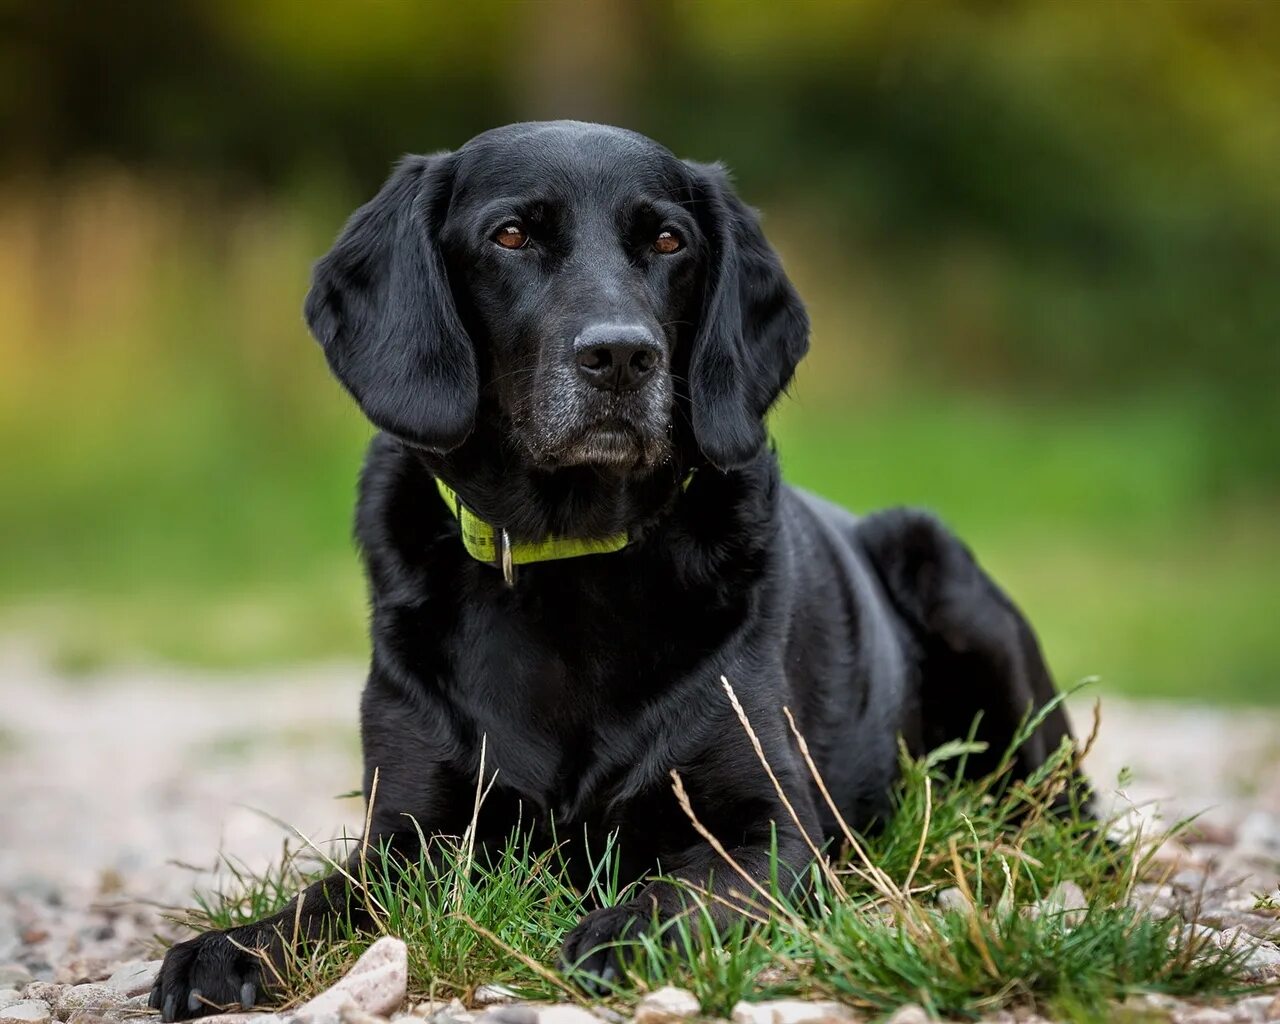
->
[574,324,662,391]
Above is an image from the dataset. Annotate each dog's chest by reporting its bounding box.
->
[442,580,709,820]
[445,605,642,807]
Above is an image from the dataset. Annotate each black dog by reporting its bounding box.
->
[152,121,1080,1020]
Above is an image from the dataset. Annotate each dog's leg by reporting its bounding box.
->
[854,508,1088,802]
[150,846,394,1021]
[560,736,821,986]
[152,671,473,1020]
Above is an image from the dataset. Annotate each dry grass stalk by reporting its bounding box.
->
[780,705,903,903]
[719,676,847,897]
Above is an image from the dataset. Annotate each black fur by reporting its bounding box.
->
[152,122,1080,1018]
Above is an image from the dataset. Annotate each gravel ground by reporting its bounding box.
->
[2,640,1279,1023]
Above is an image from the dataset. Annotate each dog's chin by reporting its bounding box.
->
[530,423,671,472]
[559,425,669,469]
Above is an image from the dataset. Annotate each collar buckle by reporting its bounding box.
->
[498,527,516,587]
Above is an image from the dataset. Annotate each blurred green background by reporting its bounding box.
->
[1,1,1276,702]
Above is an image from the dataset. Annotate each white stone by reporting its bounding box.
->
[885,1005,929,1024]
[293,937,407,1024]
[476,1008,536,1024]
[1127,992,1182,1012]
[1244,943,1280,979]
[1231,994,1277,1022]
[184,1013,271,1024]
[1173,1008,1233,1024]
[409,999,462,1019]
[1039,880,1088,926]
[417,997,475,1024]
[16,987,58,1008]
[195,937,408,1024]
[338,1006,394,1024]
[1180,923,1221,951]
[1238,813,1280,857]
[0,1001,51,1024]
[535,1007,603,1024]
[104,959,162,997]
[731,1002,760,1024]
[55,983,129,1015]
[472,985,520,1007]
[935,887,972,914]
[729,1000,854,1024]
[0,972,30,992]
[0,993,21,1008]
[635,987,700,1024]
[1213,926,1280,978]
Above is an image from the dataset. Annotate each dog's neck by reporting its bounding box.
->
[413,421,695,545]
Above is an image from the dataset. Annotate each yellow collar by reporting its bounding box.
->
[434,476,629,584]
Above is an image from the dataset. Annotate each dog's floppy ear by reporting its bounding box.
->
[685,162,809,470]
[304,154,477,450]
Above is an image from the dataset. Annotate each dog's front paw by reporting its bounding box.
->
[149,928,272,1021]
[560,903,646,992]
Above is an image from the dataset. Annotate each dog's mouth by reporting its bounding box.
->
[517,371,674,470]
[557,419,661,468]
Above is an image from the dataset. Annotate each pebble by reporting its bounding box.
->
[1241,946,1280,980]
[471,986,519,1008]
[339,1006,395,1024]
[0,993,21,1007]
[1144,840,1200,876]
[885,1006,929,1024]
[422,998,475,1024]
[1128,883,1176,915]
[534,1008,603,1024]
[635,987,700,1024]
[1180,923,1222,952]
[1238,813,1280,859]
[1173,1008,1234,1024]
[1173,868,1214,892]
[1024,881,1087,927]
[0,972,30,991]
[935,887,972,914]
[51,961,108,987]
[408,999,462,1020]
[0,1001,51,1024]
[1215,925,1280,970]
[1229,994,1279,1022]
[53,984,129,1018]
[16,988,58,1008]
[102,961,160,998]
[730,1000,855,1024]
[476,1009,536,1024]
[1207,912,1280,940]
[292,937,407,1024]
[1126,992,1183,1012]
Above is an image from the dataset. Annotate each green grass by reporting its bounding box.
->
[162,701,1267,1021]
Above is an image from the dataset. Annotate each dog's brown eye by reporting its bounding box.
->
[653,230,682,255]
[493,224,528,249]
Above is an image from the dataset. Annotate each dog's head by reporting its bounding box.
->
[305,122,808,472]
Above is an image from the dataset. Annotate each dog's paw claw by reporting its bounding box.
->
[560,904,643,993]
[150,929,271,1021]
